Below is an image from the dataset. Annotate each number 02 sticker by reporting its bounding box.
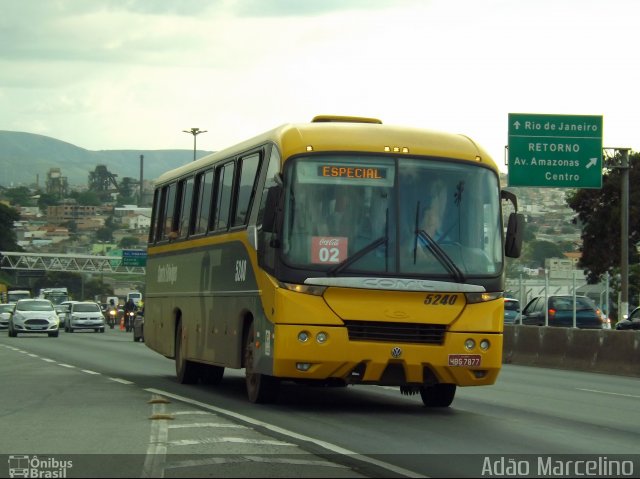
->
[311,236,349,264]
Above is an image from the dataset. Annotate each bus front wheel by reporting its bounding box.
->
[419,383,456,407]
[244,323,279,403]
[175,320,199,384]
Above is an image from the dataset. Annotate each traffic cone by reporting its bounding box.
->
[119,317,125,331]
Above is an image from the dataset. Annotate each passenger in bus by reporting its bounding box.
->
[331,187,371,253]
[401,177,451,269]
[420,178,448,241]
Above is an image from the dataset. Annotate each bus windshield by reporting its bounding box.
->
[282,155,502,278]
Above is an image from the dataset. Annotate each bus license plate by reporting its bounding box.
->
[448,354,481,367]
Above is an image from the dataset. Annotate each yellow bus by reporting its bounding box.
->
[144,115,523,406]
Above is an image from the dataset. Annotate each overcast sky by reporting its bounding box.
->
[1,0,638,172]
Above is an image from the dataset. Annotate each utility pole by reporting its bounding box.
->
[620,148,630,320]
[139,154,144,206]
[183,128,207,162]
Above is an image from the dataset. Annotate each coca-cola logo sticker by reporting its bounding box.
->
[311,236,349,264]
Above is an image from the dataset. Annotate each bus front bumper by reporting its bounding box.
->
[272,324,502,387]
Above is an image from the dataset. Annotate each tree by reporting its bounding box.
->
[523,240,563,268]
[566,152,640,283]
[0,203,23,251]
[4,186,35,207]
[37,192,58,213]
[119,236,139,249]
[70,190,102,206]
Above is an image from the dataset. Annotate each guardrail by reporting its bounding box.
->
[503,325,640,377]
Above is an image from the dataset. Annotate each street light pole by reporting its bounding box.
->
[183,128,207,162]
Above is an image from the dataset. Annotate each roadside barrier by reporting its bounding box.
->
[503,325,640,377]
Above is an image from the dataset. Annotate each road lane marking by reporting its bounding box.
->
[81,369,101,375]
[145,387,424,478]
[41,358,56,363]
[577,388,640,399]
[167,422,246,429]
[143,397,169,478]
[58,363,75,368]
[168,437,294,446]
[27,353,38,358]
[172,410,215,416]
[108,377,134,385]
[164,456,349,470]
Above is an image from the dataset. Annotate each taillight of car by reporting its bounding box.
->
[548,308,556,320]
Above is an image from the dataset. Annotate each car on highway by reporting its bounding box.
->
[0,303,15,330]
[65,301,105,333]
[133,310,144,342]
[55,300,78,328]
[521,295,611,329]
[7,299,59,337]
[503,298,520,324]
[615,306,640,330]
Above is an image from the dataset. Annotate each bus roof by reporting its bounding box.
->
[154,116,495,186]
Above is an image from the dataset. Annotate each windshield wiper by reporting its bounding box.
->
[416,229,466,283]
[327,208,389,276]
[326,236,387,276]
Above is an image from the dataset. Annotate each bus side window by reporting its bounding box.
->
[232,153,261,227]
[149,189,161,244]
[257,148,281,225]
[212,162,234,231]
[193,169,214,235]
[160,183,178,241]
[178,176,194,239]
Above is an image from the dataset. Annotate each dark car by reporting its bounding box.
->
[521,295,610,329]
[616,306,640,330]
[504,298,520,324]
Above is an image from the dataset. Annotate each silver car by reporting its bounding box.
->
[0,303,15,330]
[8,299,59,337]
[66,301,105,333]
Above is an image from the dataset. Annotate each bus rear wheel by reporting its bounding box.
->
[200,364,225,385]
[419,383,456,407]
[244,323,279,403]
[175,320,199,384]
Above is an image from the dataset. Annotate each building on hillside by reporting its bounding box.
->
[47,202,98,224]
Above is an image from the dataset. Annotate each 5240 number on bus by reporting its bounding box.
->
[424,294,458,305]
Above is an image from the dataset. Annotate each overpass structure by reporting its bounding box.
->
[0,251,145,275]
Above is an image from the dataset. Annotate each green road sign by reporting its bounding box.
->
[508,113,603,188]
[122,249,147,267]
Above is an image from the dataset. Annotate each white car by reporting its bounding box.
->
[8,299,59,337]
[66,301,105,333]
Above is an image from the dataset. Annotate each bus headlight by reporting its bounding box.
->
[279,282,326,296]
[316,332,328,344]
[480,339,490,351]
[464,339,476,350]
[297,331,310,343]
[465,291,503,304]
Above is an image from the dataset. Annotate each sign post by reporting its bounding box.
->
[507,113,603,188]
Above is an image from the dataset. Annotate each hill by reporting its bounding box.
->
[0,130,212,187]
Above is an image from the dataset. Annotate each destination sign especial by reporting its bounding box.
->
[318,166,387,179]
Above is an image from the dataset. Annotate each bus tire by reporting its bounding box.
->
[199,364,225,386]
[244,323,279,403]
[419,383,456,407]
[175,320,199,384]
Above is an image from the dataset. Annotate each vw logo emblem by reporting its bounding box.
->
[391,347,402,358]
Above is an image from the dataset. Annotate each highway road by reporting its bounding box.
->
[1,329,638,478]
